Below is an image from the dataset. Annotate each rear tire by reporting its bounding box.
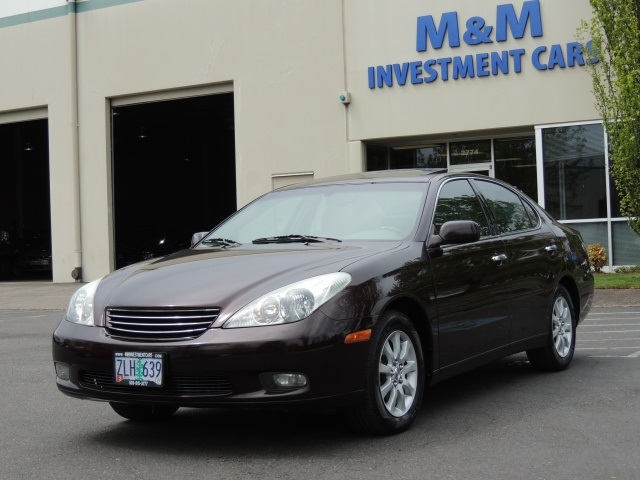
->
[109,402,179,421]
[345,310,425,435]
[527,285,576,371]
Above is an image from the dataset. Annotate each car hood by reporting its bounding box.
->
[94,242,402,322]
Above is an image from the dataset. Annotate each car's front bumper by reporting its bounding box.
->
[52,313,370,408]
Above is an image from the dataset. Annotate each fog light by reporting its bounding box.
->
[260,372,309,391]
[55,363,70,381]
[273,373,308,388]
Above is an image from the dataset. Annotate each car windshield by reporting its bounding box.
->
[198,182,428,245]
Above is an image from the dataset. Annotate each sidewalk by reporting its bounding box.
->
[1,281,640,310]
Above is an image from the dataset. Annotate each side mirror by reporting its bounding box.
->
[426,220,481,249]
[191,232,208,247]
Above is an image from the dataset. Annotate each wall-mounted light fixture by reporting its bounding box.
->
[338,92,351,105]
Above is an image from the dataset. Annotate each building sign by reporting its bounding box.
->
[367,0,597,89]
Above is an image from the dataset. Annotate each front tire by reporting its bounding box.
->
[109,402,179,421]
[527,285,576,371]
[346,310,425,435]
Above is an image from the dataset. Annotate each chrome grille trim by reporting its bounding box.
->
[105,307,221,342]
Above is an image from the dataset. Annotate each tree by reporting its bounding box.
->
[581,0,640,235]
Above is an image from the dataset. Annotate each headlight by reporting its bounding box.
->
[65,278,102,326]
[224,272,351,328]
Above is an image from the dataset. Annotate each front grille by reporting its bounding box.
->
[105,307,221,342]
[79,370,233,396]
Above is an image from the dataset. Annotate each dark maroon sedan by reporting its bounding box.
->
[52,170,594,434]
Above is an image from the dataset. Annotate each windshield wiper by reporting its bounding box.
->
[252,234,342,244]
[201,238,242,247]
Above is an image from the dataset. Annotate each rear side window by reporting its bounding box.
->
[473,180,534,234]
[434,179,491,237]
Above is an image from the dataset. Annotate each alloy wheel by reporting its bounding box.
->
[378,330,419,417]
[552,296,573,358]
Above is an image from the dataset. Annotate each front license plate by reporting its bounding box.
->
[114,352,164,387]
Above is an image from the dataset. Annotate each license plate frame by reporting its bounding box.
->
[114,352,164,388]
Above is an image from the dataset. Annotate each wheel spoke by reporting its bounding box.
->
[403,381,416,397]
[391,333,401,358]
[554,334,563,353]
[379,363,393,375]
[394,386,407,411]
[398,340,409,362]
[385,385,398,412]
[383,340,394,361]
[380,378,393,397]
[403,360,417,374]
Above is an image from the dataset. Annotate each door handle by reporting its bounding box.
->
[491,253,508,262]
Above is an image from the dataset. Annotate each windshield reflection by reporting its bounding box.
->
[198,183,428,246]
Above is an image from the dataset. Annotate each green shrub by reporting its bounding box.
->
[587,243,607,272]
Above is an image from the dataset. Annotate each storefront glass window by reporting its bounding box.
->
[387,144,447,170]
[414,145,447,169]
[568,221,609,255]
[449,140,491,165]
[494,137,537,200]
[612,221,640,265]
[542,124,607,220]
[389,148,417,169]
[365,145,388,171]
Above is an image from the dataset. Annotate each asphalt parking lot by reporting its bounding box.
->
[578,307,640,358]
[0,285,639,479]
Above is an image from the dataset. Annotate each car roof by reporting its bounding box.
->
[276,168,449,190]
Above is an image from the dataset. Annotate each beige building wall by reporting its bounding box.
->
[0,8,81,284]
[0,0,600,282]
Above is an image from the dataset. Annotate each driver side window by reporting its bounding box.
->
[434,180,491,237]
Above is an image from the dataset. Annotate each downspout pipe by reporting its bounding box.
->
[68,0,82,282]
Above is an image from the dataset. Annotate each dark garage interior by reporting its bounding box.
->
[0,119,52,280]
[112,93,237,270]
